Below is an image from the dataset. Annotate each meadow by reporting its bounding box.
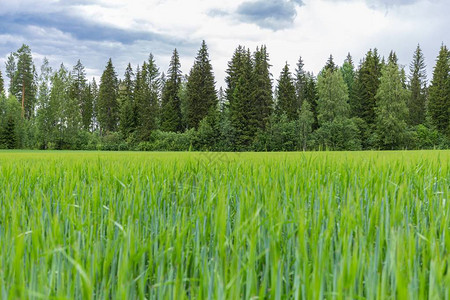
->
[0,151,449,299]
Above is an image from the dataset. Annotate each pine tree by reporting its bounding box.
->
[136,54,160,140]
[11,45,37,119]
[185,41,217,129]
[160,49,182,132]
[375,59,410,149]
[0,70,4,95]
[428,45,450,135]
[98,58,119,133]
[276,63,297,120]
[324,55,337,73]
[252,45,273,130]
[407,45,427,126]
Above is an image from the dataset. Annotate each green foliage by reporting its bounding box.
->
[275,63,297,120]
[317,68,350,124]
[160,49,183,132]
[0,70,4,95]
[98,58,119,133]
[252,45,273,130]
[375,59,410,149]
[185,41,217,129]
[408,45,427,126]
[428,45,450,135]
[298,100,314,151]
[9,44,37,119]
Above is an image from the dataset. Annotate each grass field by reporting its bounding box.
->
[0,151,449,299]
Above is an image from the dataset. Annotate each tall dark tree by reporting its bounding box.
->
[71,60,92,131]
[252,45,273,130]
[136,54,161,140]
[407,45,427,126]
[226,46,255,149]
[98,58,119,133]
[295,56,307,108]
[119,63,137,137]
[0,70,4,95]
[324,54,337,73]
[11,45,37,119]
[5,53,16,95]
[185,41,217,129]
[428,45,450,135]
[161,49,182,132]
[353,49,381,124]
[276,63,297,120]
[304,72,319,129]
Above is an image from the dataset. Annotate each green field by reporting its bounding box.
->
[0,151,449,299]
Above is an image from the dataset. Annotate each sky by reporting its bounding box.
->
[0,0,449,88]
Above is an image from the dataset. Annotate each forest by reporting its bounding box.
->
[0,41,449,151]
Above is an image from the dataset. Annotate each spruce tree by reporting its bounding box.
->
[298,100,314,151]
[5,53,16,95]
[407,45,427,126]
[252,45,273,130]
[119,63,137,138]
[276,63,297,120]
[0,70,4,95]
[98,58,119,133]
[161,49,182,132]
[341,53,355,106]
[225,46,256,149]
[50,64,70,148]
[428,45,450,135]
[185,41,217,129]
[353,49,382,125]
[295,56,307,108]
[304,72,319,130]
[136,54,160,140]
[71,60,91,131]
[375,59,410,149]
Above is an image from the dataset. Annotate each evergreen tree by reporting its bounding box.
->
[136,55,160,140]
[428,45,450,135]
[324,54,337,73]
[161,49,182,132]
[341,53,355,106]
[226,46,256,149]
[252,45,273,130]
[304,72,319,130]
[70,60,92,131]
[295,56,307,108]
[185,41,217,129]
[353,49,382,124]
[98,58,119,133]
[276,63,297,120]
[375,59,410,149]
[408,45,427,126]
[5,53,16,95]
[11,45,37,119]
[119,63,137,138]
[50,64,70,148]
[0,70,4,95]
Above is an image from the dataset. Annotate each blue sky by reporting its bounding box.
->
[0,0,449,87]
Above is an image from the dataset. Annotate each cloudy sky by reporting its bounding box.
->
[0,0,448,87]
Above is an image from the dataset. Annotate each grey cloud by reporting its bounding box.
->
[236,0,304,30]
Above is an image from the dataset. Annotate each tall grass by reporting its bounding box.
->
[0,151,449,299]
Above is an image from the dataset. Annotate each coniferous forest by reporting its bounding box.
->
[0,42,449,151]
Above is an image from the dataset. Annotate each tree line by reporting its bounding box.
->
[0,42,449,151]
